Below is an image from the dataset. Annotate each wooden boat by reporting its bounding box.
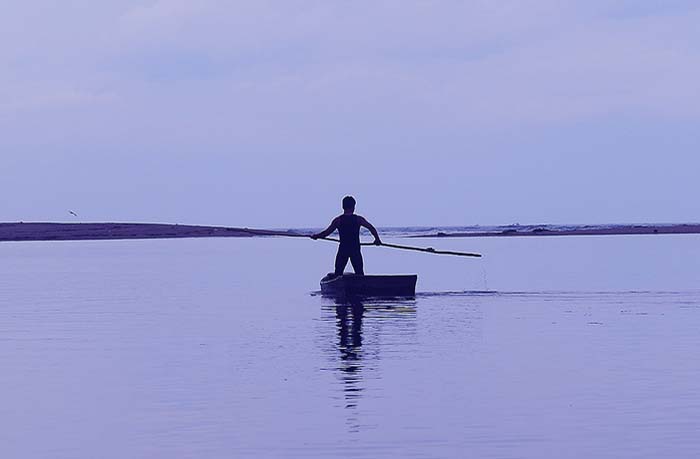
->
[320,273,417,297]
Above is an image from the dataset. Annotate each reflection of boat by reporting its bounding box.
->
[320,273,417,297]
[320,295,418,430]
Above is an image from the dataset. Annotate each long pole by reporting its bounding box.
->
[319,237,482,258]
[235,228,482,258]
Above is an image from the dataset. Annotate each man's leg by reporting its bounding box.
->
[335,250,350,276]
[349,251,364,275]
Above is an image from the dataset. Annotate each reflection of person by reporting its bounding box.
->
[335,300,365,413]
[337,301,364,355]
[311,196,382,276]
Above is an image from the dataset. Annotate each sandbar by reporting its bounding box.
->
[0,223,302,242]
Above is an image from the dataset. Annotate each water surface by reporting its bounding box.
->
[1,235,699,458]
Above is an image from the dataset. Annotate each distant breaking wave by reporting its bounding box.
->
[296,223,700,238]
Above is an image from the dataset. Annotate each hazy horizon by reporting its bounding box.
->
[2,220,700,233]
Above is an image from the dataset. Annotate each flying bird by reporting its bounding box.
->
[69,211,78,217]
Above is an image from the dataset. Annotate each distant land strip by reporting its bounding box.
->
[408,224,700,238]
[2,222,700,243]
[0,223,305,242]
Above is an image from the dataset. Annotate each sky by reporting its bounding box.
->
[2,0,700,228]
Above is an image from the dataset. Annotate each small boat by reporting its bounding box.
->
[320,273,418,297]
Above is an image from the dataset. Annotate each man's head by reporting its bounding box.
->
[342,195,356,212]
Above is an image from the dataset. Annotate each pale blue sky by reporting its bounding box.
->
[3,1,699,227]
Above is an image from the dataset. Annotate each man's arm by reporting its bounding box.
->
[359,217,382,245]
[311,218,338,240]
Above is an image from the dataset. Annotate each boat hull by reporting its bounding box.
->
[320,274,417,297]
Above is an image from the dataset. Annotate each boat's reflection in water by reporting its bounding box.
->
[320,294,417,432]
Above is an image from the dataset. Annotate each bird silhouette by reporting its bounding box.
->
[69,211,78,217]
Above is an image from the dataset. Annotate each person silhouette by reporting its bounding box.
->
[311,196,382,276]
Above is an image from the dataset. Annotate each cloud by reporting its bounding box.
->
[1,0,699,182]
[3,1,699,123]
[104,1,700,124]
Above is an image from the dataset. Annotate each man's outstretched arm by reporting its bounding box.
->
[359,217,382,245]
[311,218,338,239]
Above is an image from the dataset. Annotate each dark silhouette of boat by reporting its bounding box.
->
[320,273,417,297]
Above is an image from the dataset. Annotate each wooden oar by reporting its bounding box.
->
[319,237,482,258]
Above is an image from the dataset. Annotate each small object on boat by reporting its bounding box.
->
[320,273,417,297]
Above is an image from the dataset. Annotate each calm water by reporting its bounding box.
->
[1,235,700,458]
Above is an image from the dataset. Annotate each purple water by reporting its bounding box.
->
[1,235,699,458]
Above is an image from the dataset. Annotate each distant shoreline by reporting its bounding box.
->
[1,222,699,243]
[0,223,304,242]
[408,224,700,238]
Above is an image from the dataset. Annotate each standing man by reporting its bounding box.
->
[311,196,382,276]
